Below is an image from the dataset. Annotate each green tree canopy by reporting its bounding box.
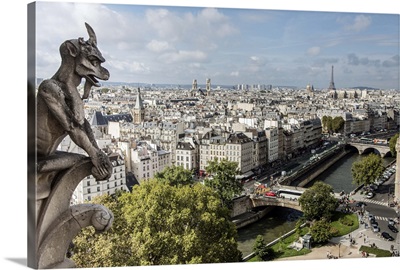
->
[253,235,273,260]
[351,153,384,186]
[298,181,338,221]
[154,165,193,186]
[331,116,344,133]
[72,181,242,267]
[309,219,332,244]
[389,133,399,156]
[204,158,243,209]
[321,116,344,134]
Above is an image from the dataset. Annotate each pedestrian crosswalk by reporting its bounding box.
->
[373,216,389,221]
[360,198,388,207]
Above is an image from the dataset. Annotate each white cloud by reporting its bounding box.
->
[230,71,240,77]
[159,50,208,64]
[146,40,172,53]
[307,46,321,56]
[344,15,372,32]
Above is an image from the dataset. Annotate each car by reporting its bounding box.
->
[264,191,277,197]
[388,224,398,233]
[388,218,396,226]
[356,201,367,207]
[369,184,378,190]
[368,214,375,221]
[370,219,378,226]
[381,232,395,241]
[372,224,380,232]
[366,192,375,199]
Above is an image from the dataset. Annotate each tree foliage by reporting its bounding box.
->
[253,235,273,260]
[310,219,332,244]
[351,153,384,186]
[204,158,243,209]
[298,181,338,221]
[321,116,344,134]
[389,133,399,156]
[72,180,242,267]
[154,165,193,186]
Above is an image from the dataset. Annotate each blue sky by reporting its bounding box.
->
[34,1,399,89]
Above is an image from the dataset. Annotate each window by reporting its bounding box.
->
[97,187,100,192]
[87,181,90,186]
[87,188,91,194]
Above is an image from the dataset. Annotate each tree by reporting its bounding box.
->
[389,133,399,156]
[309,219,332,244]
[204,158,243,209]
[351,153,384,186]
[331,116,344,133]
[298,181,338,221]
[154,165,193,186]
[72,181,242,267]
[253,235,273,260]
[321,116,344,134]
[71,192,134,267]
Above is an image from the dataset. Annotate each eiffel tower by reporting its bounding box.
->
[328,65,336,90]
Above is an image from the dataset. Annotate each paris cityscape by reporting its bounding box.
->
[26,1,400,269]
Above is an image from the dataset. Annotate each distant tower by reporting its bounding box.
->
[328,65,336,90]
[206,78,211,96]
[306,83,314,97]
[191,79,198,97]
[132,88,144,124]
[192,79,198,91]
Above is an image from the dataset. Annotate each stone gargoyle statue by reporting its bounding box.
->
[34,23,114,269]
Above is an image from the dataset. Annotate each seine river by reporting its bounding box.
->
[236,150,395,257]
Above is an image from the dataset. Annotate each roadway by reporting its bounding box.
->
[345,172,399,251]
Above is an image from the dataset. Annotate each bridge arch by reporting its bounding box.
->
[347,142,392,158]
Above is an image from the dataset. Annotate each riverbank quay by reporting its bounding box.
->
[232,207,274,229]
[279,145,350,187]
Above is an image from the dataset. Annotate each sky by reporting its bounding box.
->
[33,1,400,90]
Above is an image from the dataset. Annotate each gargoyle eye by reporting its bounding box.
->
[91,60,99,67]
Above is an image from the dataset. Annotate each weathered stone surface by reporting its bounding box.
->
[34,23,114,269]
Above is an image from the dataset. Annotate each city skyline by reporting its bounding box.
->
[35,2,399,90]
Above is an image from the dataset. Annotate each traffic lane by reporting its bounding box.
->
[358,203,398,236]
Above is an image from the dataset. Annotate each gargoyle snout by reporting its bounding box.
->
[101,66,110,81]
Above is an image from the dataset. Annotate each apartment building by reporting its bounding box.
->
[131,141,171,184]
[175,141,197,171]
[71,153,128,204]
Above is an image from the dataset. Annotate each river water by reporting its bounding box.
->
[236,150,395,256]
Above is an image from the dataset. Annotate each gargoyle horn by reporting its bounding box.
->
[85,22,97,46]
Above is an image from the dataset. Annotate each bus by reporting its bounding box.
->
[276,189,304,200]
[360,137,373,143]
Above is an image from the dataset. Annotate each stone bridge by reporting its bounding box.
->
[250,195,302,211]
[347,142,391,157]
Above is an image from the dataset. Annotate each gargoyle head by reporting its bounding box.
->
[60,23,110,88]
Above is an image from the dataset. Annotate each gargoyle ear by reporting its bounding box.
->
[65,40,79,57]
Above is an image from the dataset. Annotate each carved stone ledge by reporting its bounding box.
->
[36,153,113,269]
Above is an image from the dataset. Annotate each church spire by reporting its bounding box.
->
[134,87,144,110]
[132,87,144,124]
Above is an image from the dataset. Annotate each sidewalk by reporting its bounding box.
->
[276,226,390,261]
